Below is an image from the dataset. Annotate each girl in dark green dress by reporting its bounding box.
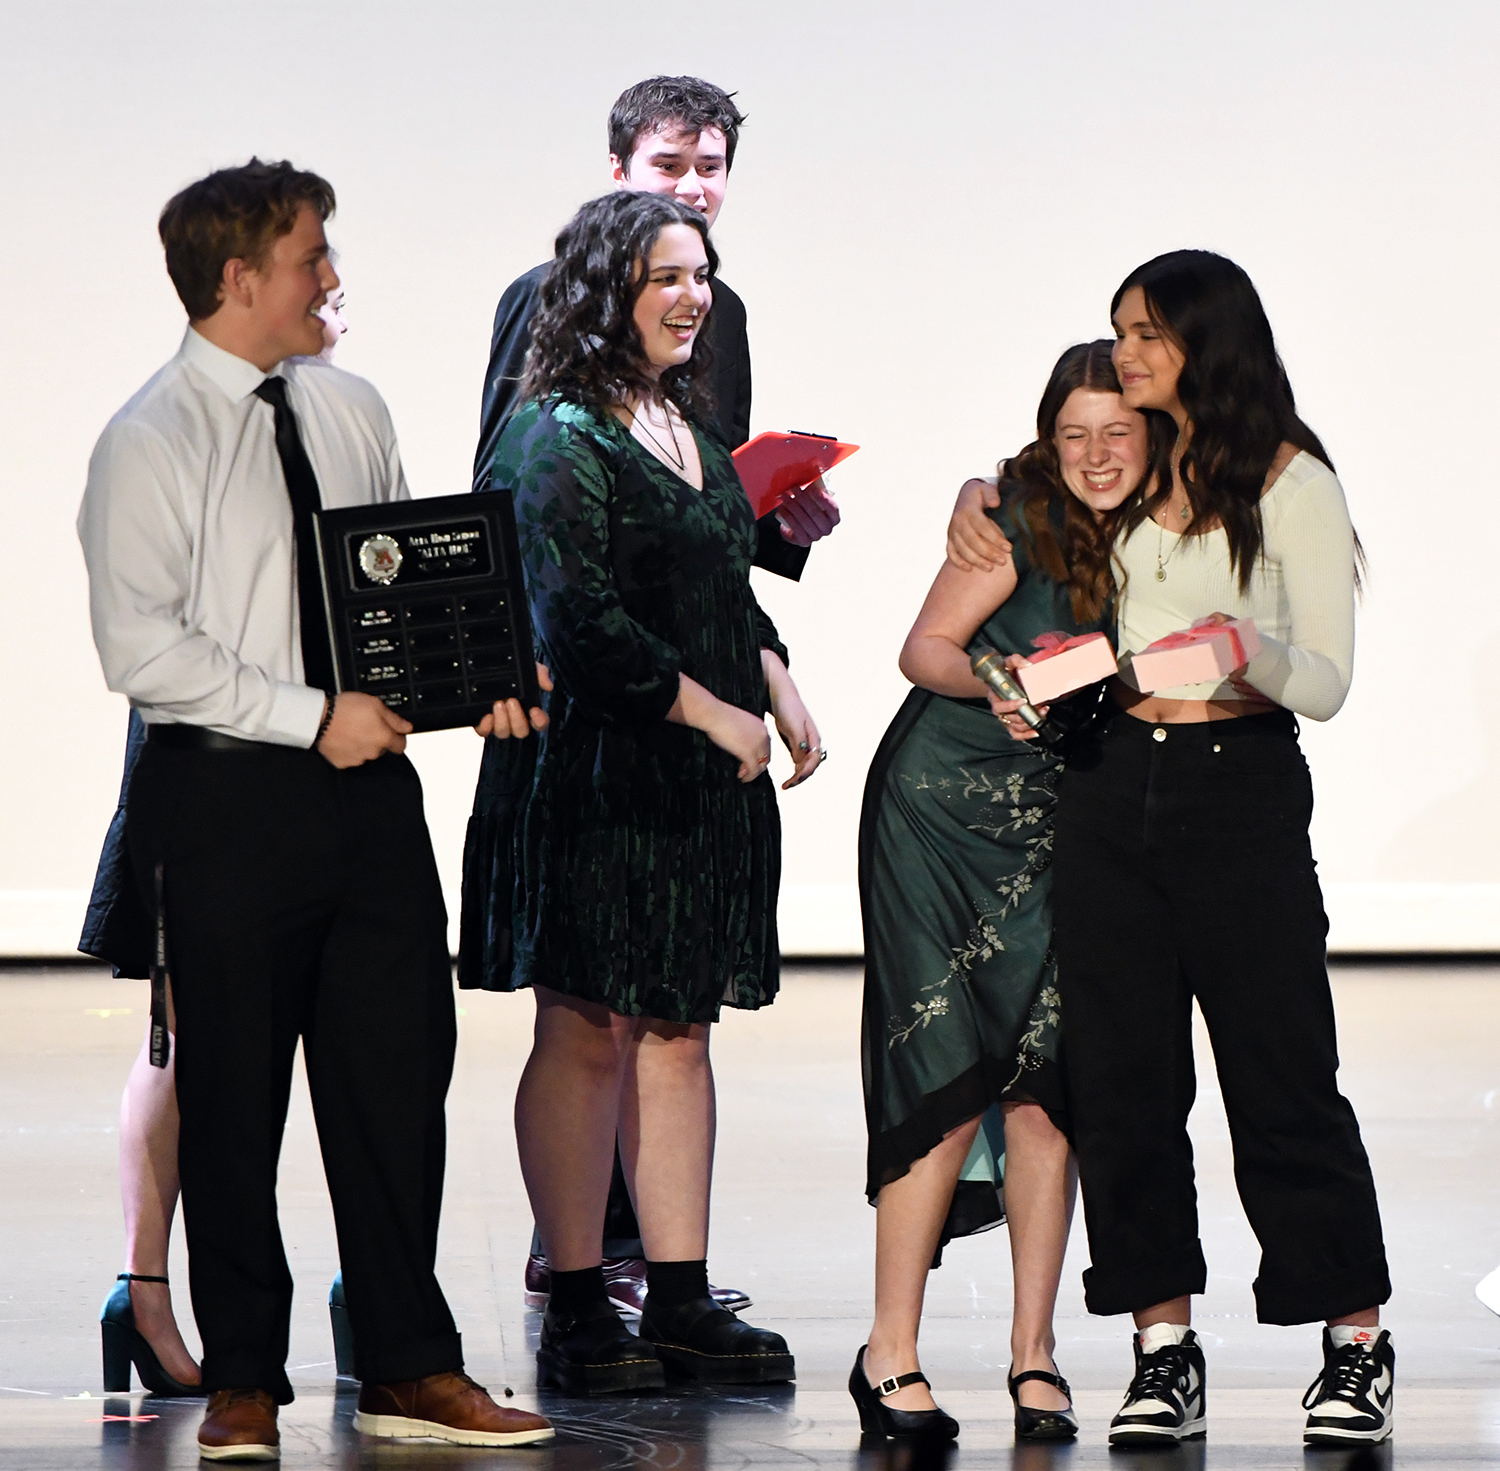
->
[852,342,1166,1443]
[471,193,823,1396]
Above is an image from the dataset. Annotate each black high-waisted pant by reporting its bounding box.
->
[1052,706,1390,1325]
[127,740,462,1400]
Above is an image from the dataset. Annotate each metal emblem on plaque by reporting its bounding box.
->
[357,534,404,585]
[313,494,539,733]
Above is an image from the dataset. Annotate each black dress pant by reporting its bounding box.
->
[126,740,462,1401]
[1052,707,1390,1325]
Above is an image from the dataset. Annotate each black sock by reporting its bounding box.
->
[548,1265,609,1317]
[645,1258,710,1310]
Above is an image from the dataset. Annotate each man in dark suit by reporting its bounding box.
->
[465,76,839,1319]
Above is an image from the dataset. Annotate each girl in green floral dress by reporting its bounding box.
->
[852,342,1168,1443]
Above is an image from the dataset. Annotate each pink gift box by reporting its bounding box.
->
[1131,618,1262,692]
[1016,631,1119,704]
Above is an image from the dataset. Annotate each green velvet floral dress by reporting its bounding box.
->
[859,488,1110,1245]
[458,397,787,1023]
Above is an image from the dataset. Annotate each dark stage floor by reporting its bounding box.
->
[3,962,1500,1467]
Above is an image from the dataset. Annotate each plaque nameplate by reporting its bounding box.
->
[312,493,539,733]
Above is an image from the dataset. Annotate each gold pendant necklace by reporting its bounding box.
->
[1154,499,1191,581]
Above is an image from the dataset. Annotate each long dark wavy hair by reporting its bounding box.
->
[1111,249,1357,590]
[520,191,718,418]
[1000,341,1172,623]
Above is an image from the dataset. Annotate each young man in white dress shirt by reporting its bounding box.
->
[77,159,553,1459]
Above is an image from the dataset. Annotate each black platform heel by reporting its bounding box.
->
[848,1346,959,1441]
[100,1274,201,1397]
[328,1273,356,1378]
[1007,1366,1078,1442]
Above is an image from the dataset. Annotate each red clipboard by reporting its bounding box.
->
[731,430,859,520]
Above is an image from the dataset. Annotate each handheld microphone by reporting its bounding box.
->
[970,646,1057,744]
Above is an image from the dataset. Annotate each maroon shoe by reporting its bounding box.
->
[605,1258,753,1318]
[523,1253,550,1309]
[355,1371,553,1446]
[602,1257,648,1316]
[523,1254,752,1316]
[710,1281,752,1315]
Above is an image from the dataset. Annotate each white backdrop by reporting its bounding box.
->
[2,0,1497,955]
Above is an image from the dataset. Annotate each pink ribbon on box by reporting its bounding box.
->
[1030,630,1104,660]
[1148,623,1250,666]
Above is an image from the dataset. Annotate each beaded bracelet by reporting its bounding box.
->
[314,693,337,748]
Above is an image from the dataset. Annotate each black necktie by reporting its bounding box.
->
[253,377,337,691]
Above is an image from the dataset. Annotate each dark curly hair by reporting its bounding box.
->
[1001,341,1173,624]
[520,192,718,418]
[1111,249,1360,591]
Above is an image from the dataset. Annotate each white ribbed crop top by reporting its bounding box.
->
[1114,452,1356,720]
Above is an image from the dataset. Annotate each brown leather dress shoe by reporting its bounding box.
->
[354,1371,554,1446]
[197,1388,279,1462]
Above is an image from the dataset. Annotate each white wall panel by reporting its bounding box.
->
[1,0,1495,955]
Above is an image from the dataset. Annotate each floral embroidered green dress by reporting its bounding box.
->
[858,489,1108,1242]
[458,397,786,1024]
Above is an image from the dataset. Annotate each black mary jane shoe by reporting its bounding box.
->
[100,1274,202,1397]
[639,1294,795,1384]
[537,1299,666,1396]
[1007,1366,1078,1442]
[848,1346,960,1441]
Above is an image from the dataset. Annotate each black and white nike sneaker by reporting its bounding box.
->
[1108,1327,1207,1445]
[1302,1327,1394,1445]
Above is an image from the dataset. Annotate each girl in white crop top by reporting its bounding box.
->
[1112,449,1355,720]
[1027,251,1392,1450]
[1107,288,1360,728]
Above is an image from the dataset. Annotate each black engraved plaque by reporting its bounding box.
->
[312,492,539,733]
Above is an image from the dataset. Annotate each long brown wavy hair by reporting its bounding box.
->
[1000,341,1172,623]
[520,191,719,420]
[1111,249,1362,591]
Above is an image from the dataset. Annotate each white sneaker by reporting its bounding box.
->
[1302,1327,1394,1446]
[1108,1327,1207,1445]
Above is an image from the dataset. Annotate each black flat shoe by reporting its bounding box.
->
[100,1274,202,1397]
[537,1300,665,1396]
[328,1272,356,1379]
[1008,1366,1078,1442]
[639,1295,794,1384]
[848,1346,960,1441]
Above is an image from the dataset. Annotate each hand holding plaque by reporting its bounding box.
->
[317,690,413,767]
[476,662,552,740]
[313,492,540,733]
